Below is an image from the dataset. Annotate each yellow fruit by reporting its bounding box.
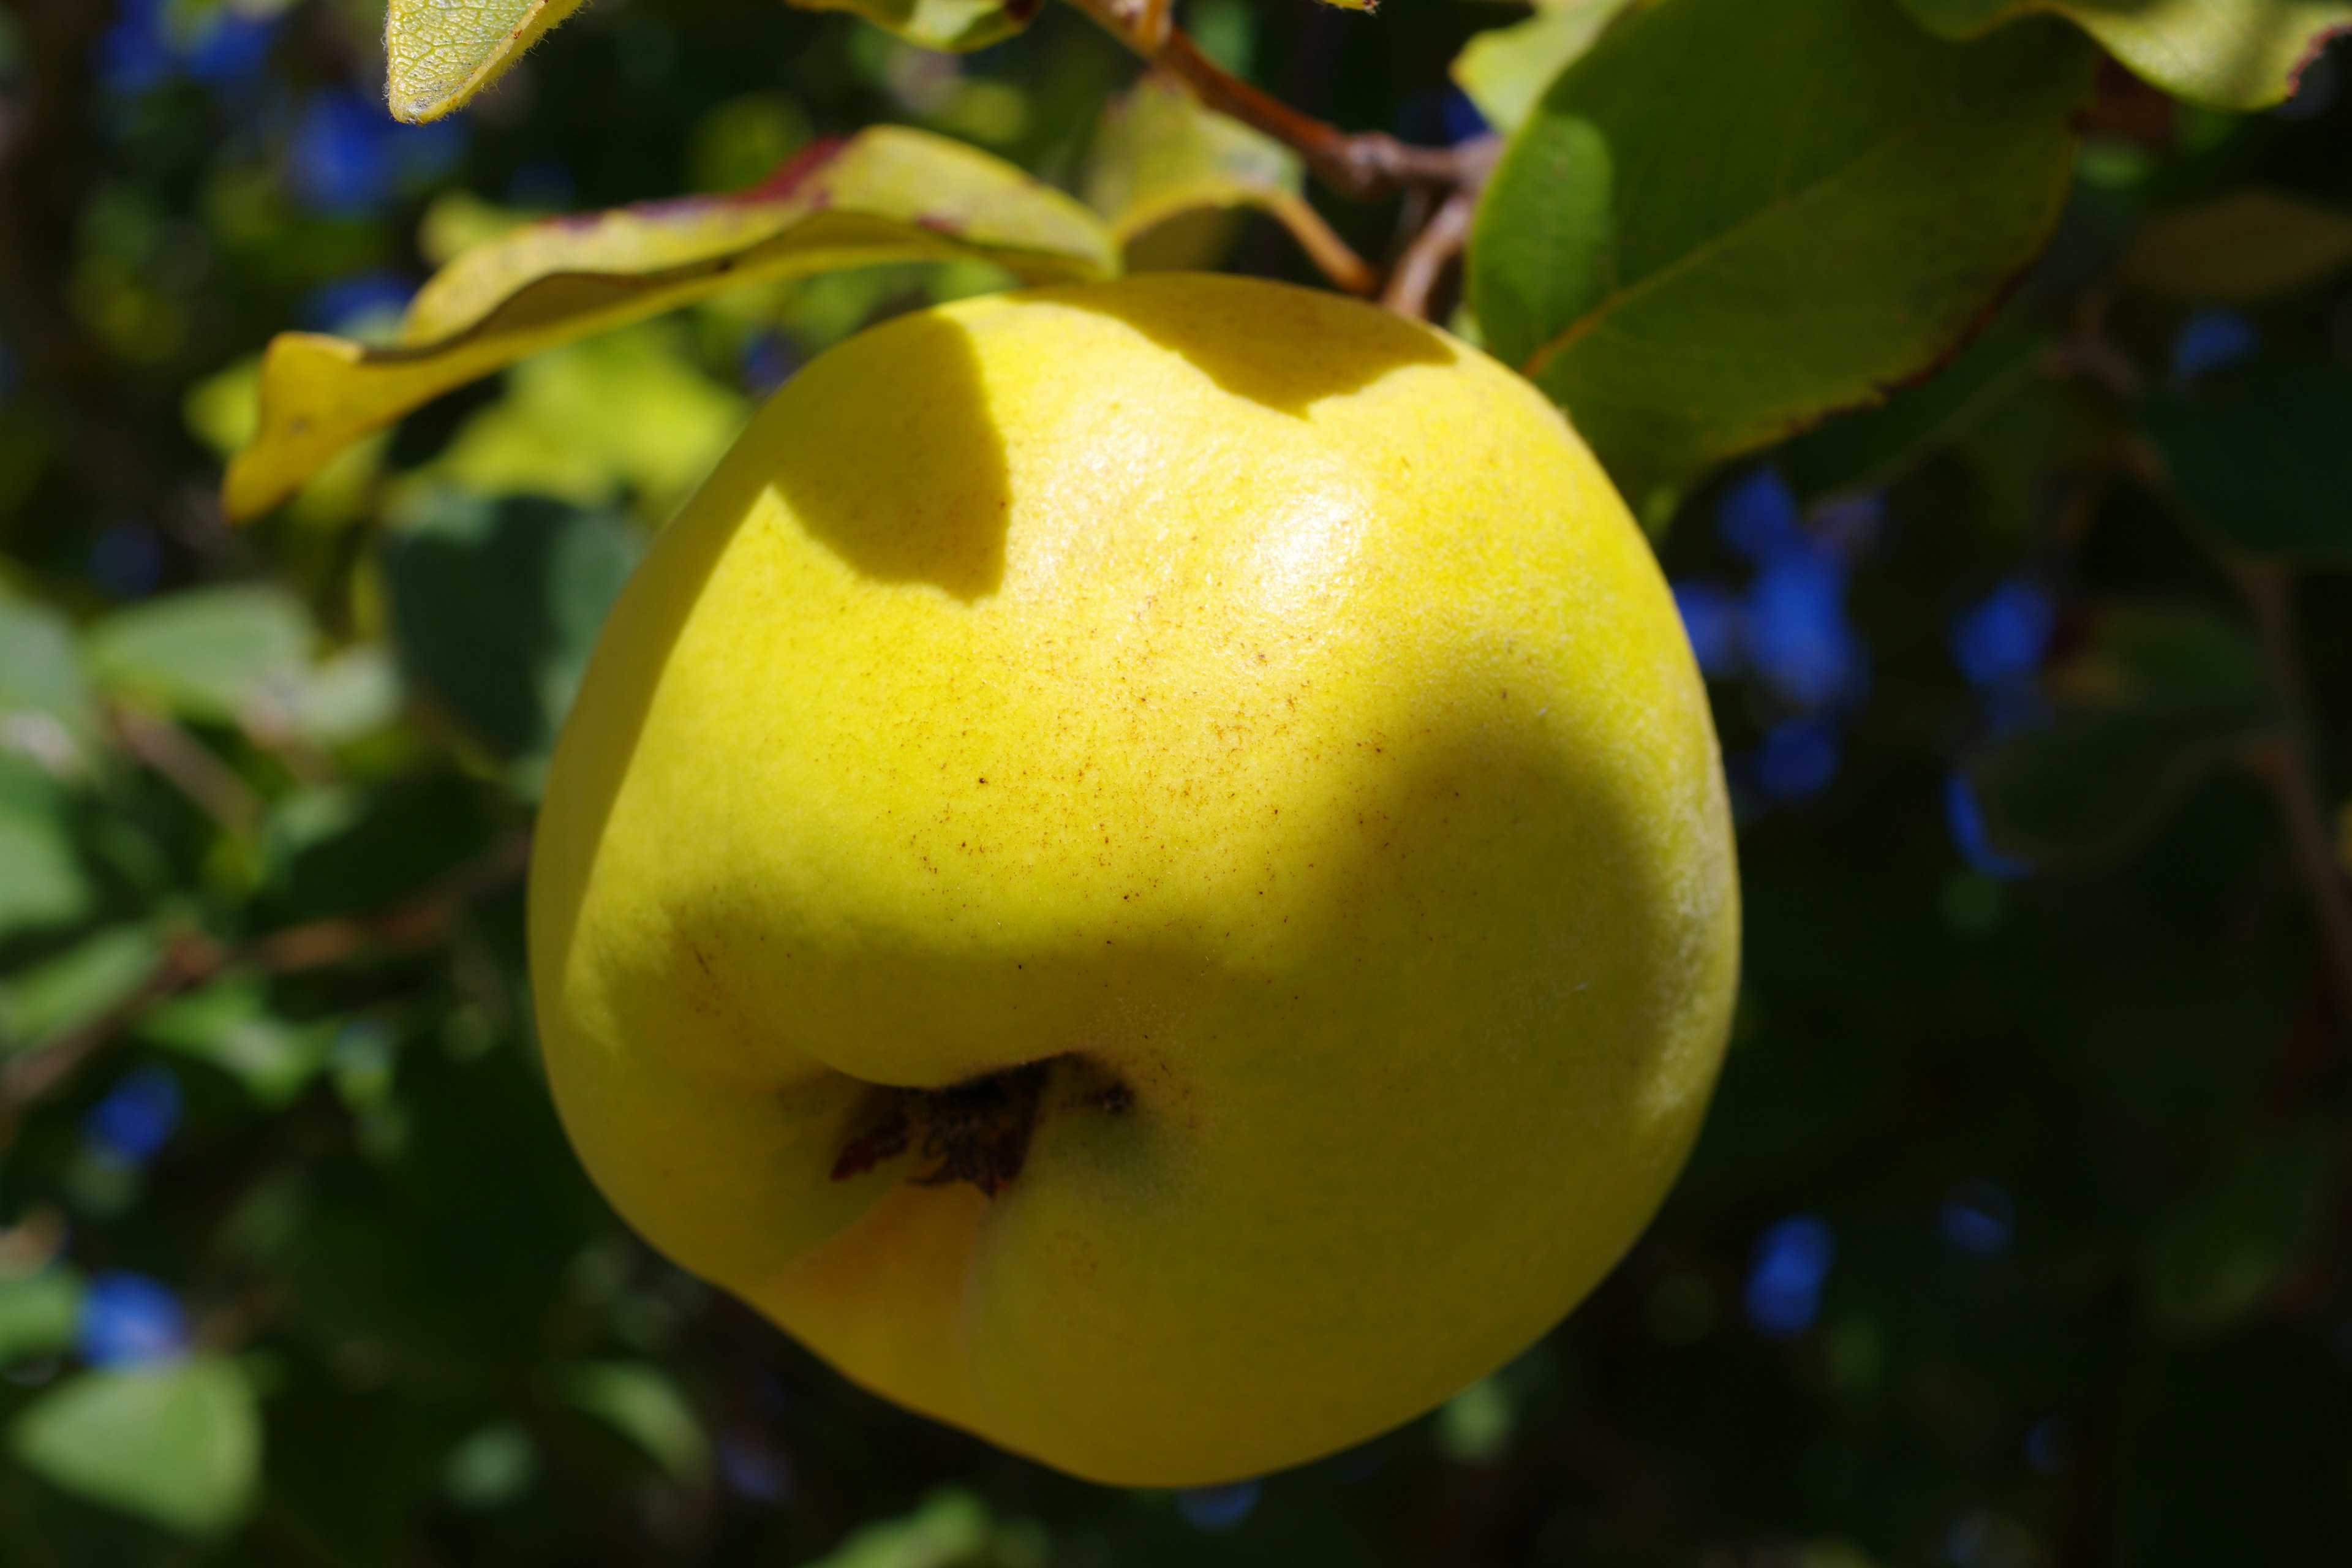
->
[529,273,1738,1487]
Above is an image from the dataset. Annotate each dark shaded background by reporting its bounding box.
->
[2,0,2351,1562]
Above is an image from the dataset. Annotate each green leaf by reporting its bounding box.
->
[1084,77,1371,293]
[0,1268,83,1366]
[2141,358,2352,562]
[9,1356,263,1538]
[0,925,165,1051]
[562,1362,708,1483]
[293,646,404,748]
[224,129,1117,522]
[784,0,1035,52]
[1967,603,2275,868]
[0,760,91,944]
[805,1491,1002,1568]
[0,586,97,766]
[138,978,334,1106]
[1899,0,2351,110]
[385,0,591,124]
[2124,190,2352,303]
[418,323,748,519]
[382,493,641,784]
[2144,1124,2334,1339]
[1784,324,2049,498]
[85,586,315,727]
[442,1422,538,1508]
[1450,0,1635,135]
[1469,0,2090,505]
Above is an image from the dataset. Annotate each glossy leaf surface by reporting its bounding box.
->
[1451,0,1635,135]
[1469,0,2089,504]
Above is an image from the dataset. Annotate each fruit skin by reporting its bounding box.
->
[528,273,1738,1487]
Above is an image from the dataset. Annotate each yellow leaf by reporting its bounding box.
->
[224,128,1117,524]
[385,0,591,124]
[1083,77,1374,295]
[785,0,1036,51]
[1901,0,2352,110]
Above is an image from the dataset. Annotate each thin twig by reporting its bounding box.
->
[0,832,532,1133]
[113,707,265,837]
[1063,0,1482,200]
[1381,186,1477,320]
[2234,563,2352,1041]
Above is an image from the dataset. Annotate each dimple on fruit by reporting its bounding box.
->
[527,272,1739,1487]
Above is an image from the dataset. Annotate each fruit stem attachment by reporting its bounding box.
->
[831,1063,1054,1198]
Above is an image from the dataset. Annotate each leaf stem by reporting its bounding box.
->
[1061,0,1482,201]
[0,833,532,1139]
[1380,186,1478,320]
[2234,562,2352,1041]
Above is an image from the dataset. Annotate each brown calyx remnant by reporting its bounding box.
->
[830,1062,1054,1197]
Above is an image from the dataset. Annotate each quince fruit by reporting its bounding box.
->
[529,273,1737,1486]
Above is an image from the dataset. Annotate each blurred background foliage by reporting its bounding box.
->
[2,0,2352,1563]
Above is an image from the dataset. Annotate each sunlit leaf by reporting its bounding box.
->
[1469,0,2089,507]
[1084,76,1372,293]
[419,323,748,517]
[1451,0,1635,135]
[2144,1123,2334,1339]
[1966,603,2275,868]
[1899,0,2351,110]
[385,0,592,124]
[785,0,1036,52]
[138,978,336,1107]
[804,1490,1005,1568]
[562,1361,709,1483]
[2124,191,2352,303]
[85,586,315,728]
[9,1357,262,1537]
[2142,358,2352,562]
[225,129,1118,522]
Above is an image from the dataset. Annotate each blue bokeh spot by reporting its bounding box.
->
[1951,581,2055,690]
[78,1272,189,1368]
[84,1065,181,1166]
[1945,772,2031,880]
[1715,467,1804,567]
[1672,580,1745,678]
[1744,1215,1834,1338]
[1178,1479,1264,1532]
[2171,309,2260,382]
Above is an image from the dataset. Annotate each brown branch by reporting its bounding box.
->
[2234,564,2352,1042]
[1063,0,1483,201]
[0,832,532,1134]
[113,708,266,837]
[1381,187,1477,320]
